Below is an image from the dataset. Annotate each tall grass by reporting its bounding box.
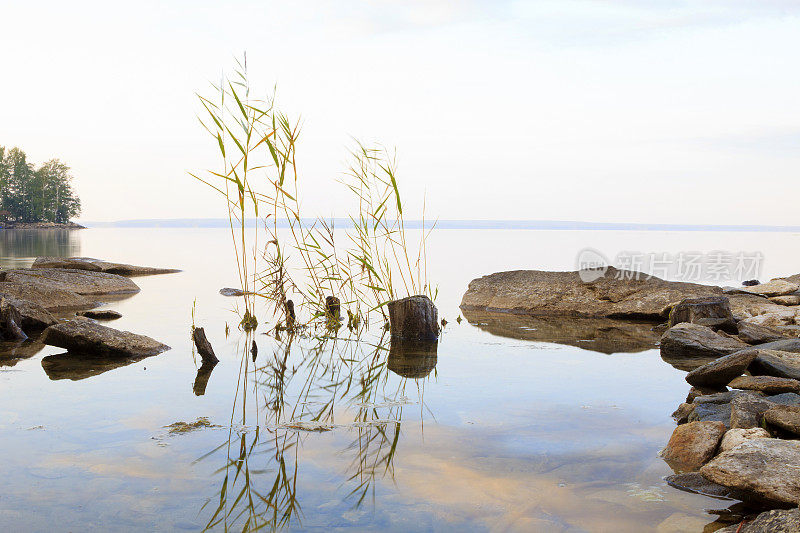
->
[192,56,434,331]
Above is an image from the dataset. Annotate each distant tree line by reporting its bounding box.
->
[0,146,81,223]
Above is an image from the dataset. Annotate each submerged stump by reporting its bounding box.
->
[387,295,439,341]
[192,327,219,364]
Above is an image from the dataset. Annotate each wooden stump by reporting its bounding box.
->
[388,338,438,379]
[387,295,439,340]
[325,296,341,321]
[193,360,216,396]
[668,296,736,333]
[285,300,296,327]
[192,327,219,364]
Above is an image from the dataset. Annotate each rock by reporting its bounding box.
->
[660,323,751,360]
[784,273,800,285]
[700,439,800,505]
[687,386,727,403]
[762,392,800,406]
[740,279,800,297]
[672,402,695,424]
[3,268,139,295]
[460,267,722,320]
[717,508,800,533]
[668,296,736,332]
[743,280,761,287]
[737,322,786,345]
[685,349,759,388]
[32,257,181,276]
[689,402,732,427]
[730,394,775,429]
[695,390,761,405]
[770,294,800,306]
[0,279,92,310]
[0,296,56,333]
[755,339,800,352]
[41,320,170,358]
[0,299,27,341]
[719,428,771,453]
[729,375,800,394]
[764,405,800,435]
[461,309,661,354]
[749,350,800,380]
[720,293,794,321]
[219,287,246,297]
[387,338,438,378]
[661,420,726,471]
[665,471,756,500]
[387,295,439,341]
[77,309,122,320]
[192,327,218,364]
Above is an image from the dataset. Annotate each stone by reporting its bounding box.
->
[0,299,27,341]
[749,350,800,380]
[192,327,218,364]
[41,320,170,358]
[32,257,181,276]
[764,405,800,435]
[743,280,761,287]
[77,309,122,320]
[726,294,797,322]
[0,296,56,332]
[668,296,736,333]
[717,508,800,533]
[730,394,776,429]
[762,392,800,406]
[0,279,92,310]
[660,323,751,360]
[719,428,771,453]
[770,294,800,306]
[688,402,731,427]
[740,279,800,297]
[387,295,439,341]
[685,349,759,388]
[755,339,800,352]
[687,386,727,403]
[671,402,695,424]
[737,322,786,345]
[460,267,723,320]
[665,471,756,500]
[700,439,800,505]
[219,287,246,297]
[661,420,726,471]
[3,268,139,296]
[729,375,800,394]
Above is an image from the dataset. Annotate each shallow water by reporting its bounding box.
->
[1,228,799,532]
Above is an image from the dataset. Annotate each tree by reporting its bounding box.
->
[0,146,81,223]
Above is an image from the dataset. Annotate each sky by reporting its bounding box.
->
[1,0,799,225]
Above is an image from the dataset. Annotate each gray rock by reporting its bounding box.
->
[717,508,800,533]
[219,287,246,297]
[685,349,759,388]
[4,268,139,296]
[741,279,800,297]
[668,296,736,332]
[671,402,695,424]
[41,320,169,358]
[0,279,92,310]
[664,471,756,500]
[460,267,723,319]
[764,405,800,435]
[700,439,800,505]
[719,428,771,453]
[687,386,728,403]
[729,375,800,394]
[762,392,800,406]
[755,339,800,352]
[661,420,726,471]
[661,323,751,360]
[730,394,775,429]
[76,309,122,320]
[32,257,181,276]
[749,350,800,380]
[737,322,786,345]
[770,294,800,306]
[0,296,57,332]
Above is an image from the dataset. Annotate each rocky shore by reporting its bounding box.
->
[462,268,800,531]
[0,257,178,373]
[0,221,85,229]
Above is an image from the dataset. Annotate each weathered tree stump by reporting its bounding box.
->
[284,300,296,327]
[192,327,219,364]
[387,295,439,340]
[0,298,28,341]
[668,296,736,333]
[388,338,438,379]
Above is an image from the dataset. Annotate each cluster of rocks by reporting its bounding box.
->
[0,257,176,374]
[659,286,800,530]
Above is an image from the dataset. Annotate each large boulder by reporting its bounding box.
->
[730,394,776,429]
[3,268,139,295]
[41,320,169,358]
[660,323,750,360]
[740,279,800,297]
[685,349,759,388]
[0,280,91,310]
[749,350,800,380]
[661,420,726,471]
[729,375,800,394]
[460,267,722,320]
[700,439,800,505]
[32,257,181,276]
[668,296,736,332]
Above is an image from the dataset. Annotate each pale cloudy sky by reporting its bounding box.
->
[2,0,799,224]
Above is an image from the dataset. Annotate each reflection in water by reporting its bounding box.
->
[199,330,435,530]
[193,360,217,396]
[41,352,157,381]
[388,339,438,378]
[461,309,661,354]
[0,229,81,268]
[0,339,47,367]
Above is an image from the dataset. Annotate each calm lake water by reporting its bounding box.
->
[1,228,799,532]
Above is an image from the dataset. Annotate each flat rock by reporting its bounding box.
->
[219,287,246,297]
[41,320,169,358]
[33,257,180,276]
[700,439,800,505]
[717,508,800,533]
[0,296,57,332]
[730,394,775,429]
[77,309,122,320]
[4,268,139,295]
[661,323,751,360]
[668,296,736,332]
[736,322,786,345]
[770,294,800,306]
[665,471,757,501]
[749,350,800,380]
[727,294,798,321]
[661,420,726,471]
[754,339,800,352]
[685,349,759,388]
[729,375,800,394]
[719,428,771,453]
[0,280,91,310]
[764,405,800,435]
[741,279,800,297]
[460,267,722,319]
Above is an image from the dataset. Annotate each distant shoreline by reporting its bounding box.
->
[0,221,86,230]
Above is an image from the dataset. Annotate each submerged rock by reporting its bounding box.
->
[661,420,726,471]
[665,471,756,501]
[661,323,750,360]
[685,349,759,388]
[700,439,800,505]
[32,257,181,276]
[41,320,169,358]
[77,309,122,320]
